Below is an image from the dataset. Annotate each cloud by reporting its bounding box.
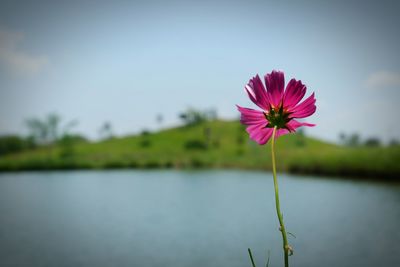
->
[365,70,400,90]
[0,27,48,74]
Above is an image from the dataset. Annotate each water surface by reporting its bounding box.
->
[0,170,399,267]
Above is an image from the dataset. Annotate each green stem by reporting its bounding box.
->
[248,248,257,267]
[271,126,290,267]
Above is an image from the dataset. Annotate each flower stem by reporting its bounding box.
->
[248,248,257,267]
[271,126,290,267]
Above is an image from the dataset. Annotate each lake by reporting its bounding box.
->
[0,170,399,267]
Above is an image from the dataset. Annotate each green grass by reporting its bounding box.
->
[0,120,399,180]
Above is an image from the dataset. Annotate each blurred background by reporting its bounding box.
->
[0,1,399,267]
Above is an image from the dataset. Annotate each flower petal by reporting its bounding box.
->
[274,119,315,138]
[245,75,270,110]
[236,105,266,125]
[283,79,306,110]
[275,128,290,138]
[286,119,316,132]
[246,123,274,145]
[237,104,274,145]
[290,92,316,118]
[264,70,285,108]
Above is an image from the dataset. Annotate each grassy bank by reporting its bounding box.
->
[0,120,399,180]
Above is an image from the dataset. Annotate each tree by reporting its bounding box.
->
[58,120,81,159]
[156,114,163,125]
[347,133,360,146]
[339,132,346,145]
[205,108,218,120]
[47,113,61,142]
[99,121,113,140]
[178,108,211,126]
[25,118,49,145]
[364,137,381,147]
[25,114,78,146]
[0,135,26,155]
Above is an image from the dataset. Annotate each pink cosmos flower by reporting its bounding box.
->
[237,70,316,145]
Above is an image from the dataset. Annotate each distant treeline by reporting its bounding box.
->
[338,132,398,147]
[0,113,87,157]
[0,108,218,156]
[1,109,399,158]
[0,135,35,155]
[1,117,399,179]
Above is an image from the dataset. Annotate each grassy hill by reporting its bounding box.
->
[0,120,399,179]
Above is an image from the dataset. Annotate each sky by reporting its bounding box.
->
[0,0,399,142]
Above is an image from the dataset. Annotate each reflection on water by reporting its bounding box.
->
[0,170,399,267]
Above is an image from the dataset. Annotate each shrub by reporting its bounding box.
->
[164,161,174,168]
[184,139,207,150]
[143,161,161,169]
[190,158,205,168]
[129,161,139,168]
[364,138,381,147]
[0,135,27,155]
[236,135,244,145]
[139,139,151,147]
